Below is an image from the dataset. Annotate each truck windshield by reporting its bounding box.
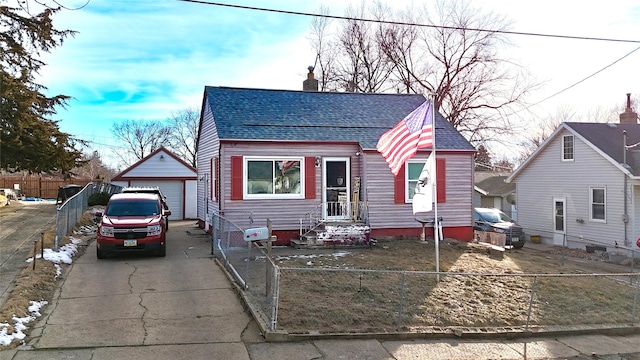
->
[478,209,512,223]
[106,200,159,216]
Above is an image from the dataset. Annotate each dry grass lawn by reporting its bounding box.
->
[268,238,639,334]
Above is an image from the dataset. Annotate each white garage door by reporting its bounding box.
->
[130,180,183,220]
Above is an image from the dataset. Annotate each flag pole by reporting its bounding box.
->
[431,95,440,283]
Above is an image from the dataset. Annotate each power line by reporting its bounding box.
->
[177,0,640,44]
[519,45,640,113]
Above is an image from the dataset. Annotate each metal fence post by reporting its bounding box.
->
[632,274,639,324]
[525,276,538,331]
[397,271,406,330]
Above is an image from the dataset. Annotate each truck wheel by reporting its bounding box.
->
[157,244,166,257]
[97,247,106,259]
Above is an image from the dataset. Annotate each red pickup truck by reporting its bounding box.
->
[95,193,171,258]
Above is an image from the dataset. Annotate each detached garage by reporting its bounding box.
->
[111,147,198,220]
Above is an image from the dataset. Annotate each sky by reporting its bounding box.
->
[21,0,640,170]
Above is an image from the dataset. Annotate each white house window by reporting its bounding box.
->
[562,135,574,161]
[590,187,606,221]
[245,158,303,198]
[406,161,424,201]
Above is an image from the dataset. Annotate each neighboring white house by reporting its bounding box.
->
[507,97,640,254]
[474,173,517,219]
[111,147,198,220]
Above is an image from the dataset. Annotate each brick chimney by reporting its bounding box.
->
[302,66,318,92]
[620,93,638,124]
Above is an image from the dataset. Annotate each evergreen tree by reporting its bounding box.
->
[0,4,84,174]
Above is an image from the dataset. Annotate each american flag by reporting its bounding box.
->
[376,101,434,176]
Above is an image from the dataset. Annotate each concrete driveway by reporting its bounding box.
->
[8,220,259,359]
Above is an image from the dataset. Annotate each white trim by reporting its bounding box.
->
[406,159,427,203]
[561,135,575,162]
[589,186,606,223]
[322,157,351,220]
[243,156,305,200]
[553,197,566,234]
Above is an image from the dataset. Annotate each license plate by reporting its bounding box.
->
[511,237,520,242]
[124,239,137,247]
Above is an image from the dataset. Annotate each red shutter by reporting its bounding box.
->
[394,164,405,204]
[230,156,243,200]
[436,158,446,203]
[305,157,316,199]
[214,157,220,201]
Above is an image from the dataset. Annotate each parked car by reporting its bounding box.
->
[56,184,82,204]
[121,186,170,230]
[95,192,171,258]
[473,207,526,249]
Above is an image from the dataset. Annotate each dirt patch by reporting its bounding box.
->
[268,238,639,334]
[0,211,96,349]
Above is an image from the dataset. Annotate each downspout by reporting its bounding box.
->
[624,130,630,246]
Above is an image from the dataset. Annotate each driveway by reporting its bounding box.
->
[0,202,57,306]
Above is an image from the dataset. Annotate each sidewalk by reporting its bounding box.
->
[3,225,640,360]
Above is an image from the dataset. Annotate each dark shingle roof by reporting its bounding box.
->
[204,86,474,151]
[566,122,640,176]
[475,175,515,196]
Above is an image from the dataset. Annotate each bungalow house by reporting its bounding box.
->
[111,147,198,220]
[507,95,640,253]
[474,173,517,219]
[196,70,476,245]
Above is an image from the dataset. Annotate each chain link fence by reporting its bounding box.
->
[55,182,122,250]
[211,213,640,342]
[522,226,640,271]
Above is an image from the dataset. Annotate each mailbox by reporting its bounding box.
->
[244,227,269,241]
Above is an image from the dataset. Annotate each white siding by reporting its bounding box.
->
[125,151,194,177]
[514,128,628,248]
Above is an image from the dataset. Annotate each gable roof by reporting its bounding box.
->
[508,122,640,182]
[201,86,474,151]
[475,175,515,196]
[113,147,196,180]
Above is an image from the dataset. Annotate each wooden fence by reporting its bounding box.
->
[0,176,92,199]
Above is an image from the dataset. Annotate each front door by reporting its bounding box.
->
[323,158,350,220]
[553,198,566,246]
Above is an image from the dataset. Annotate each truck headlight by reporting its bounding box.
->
[100,226,114,237]
[147,224,162,236]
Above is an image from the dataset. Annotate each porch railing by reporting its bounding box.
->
[299,201,368,239]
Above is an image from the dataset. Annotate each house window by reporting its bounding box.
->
[590,187,606,221]
[245,158,303,198]
[402,158,445,203]
[562,135,574,161]
[406,162,423,201]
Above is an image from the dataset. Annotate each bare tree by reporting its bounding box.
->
[311,0,540,144]
[308,6,338,92]
[517,105,575,164]
[111,120,171,166]
[310,2,396,92]
[474,145,492,171]
[166,107,199,168]
[71,151,117,181]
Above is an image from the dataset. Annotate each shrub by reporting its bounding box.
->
[88,192,111,206]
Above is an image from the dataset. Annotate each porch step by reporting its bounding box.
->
[295,223,372,249]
